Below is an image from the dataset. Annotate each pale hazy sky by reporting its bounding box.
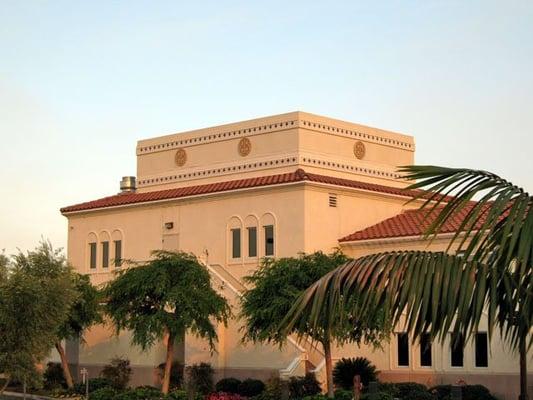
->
[1,1,532,255]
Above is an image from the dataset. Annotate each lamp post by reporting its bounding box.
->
[80,368,89,399]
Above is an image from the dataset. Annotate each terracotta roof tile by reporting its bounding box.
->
[60,168,442,214]
[339,204,483,242]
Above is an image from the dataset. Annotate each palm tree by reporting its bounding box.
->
[283,166,532,400]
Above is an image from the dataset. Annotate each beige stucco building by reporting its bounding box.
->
[61,112,531,399]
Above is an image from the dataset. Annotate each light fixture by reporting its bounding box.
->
[164,222,174,230]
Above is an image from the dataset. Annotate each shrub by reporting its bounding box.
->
[252,376,283,400]
[43,362,67,389]
[289,373,322,398]
[462,384,497,400]
[302,395,328,400]
[238,378,265,397]
[334,389,353,400]
[186,362,215,395]
[166,389,203,400]
[395,382,428,399]
[114,387,165,400]
[90,386,117,400]
[333,357,378,390]
[376,382,398,397]
[216,378,242,394]
[74,377,114,394]
[429,385,452,399]
[206,393,247,400]
[361,392,393,400]
[158,361,185,390]
[100,357,133,390]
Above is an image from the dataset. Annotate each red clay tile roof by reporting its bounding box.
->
[339,204,481,242]
[60,169,433,214]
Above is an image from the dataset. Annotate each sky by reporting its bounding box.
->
[1,1,532,255]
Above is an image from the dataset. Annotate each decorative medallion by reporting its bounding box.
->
[353,141,366,160]
[175,148,187,166]
[238,137,252,157]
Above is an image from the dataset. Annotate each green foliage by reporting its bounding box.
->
[166,389,203,400]
[43,362,67,389]
[429,384,496,400]
[394,382,428,399]
[301,395,328,400]
[237,378,265,397]
[241,251,350,345]
[251,377,283,400]
[288,373,322,399]
[186,362,214,395]
[90,386,118,400]
[216,378,242,394]
[158,361,184,390]
[333,357,378,389]
[100,357,133,390]
[333,389,353,400]
[74,377,114,394]
[113,386,166,400]
[105,251,231,352]
[361,392,393,400]
[0,241,76,388]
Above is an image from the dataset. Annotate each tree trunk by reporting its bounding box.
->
[322,339,334,398]
[0,375,10,395]
[520,333,528,400]
[55,341,74,389]
[162,330,175,394]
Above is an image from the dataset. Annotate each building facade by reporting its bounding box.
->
[61,112,531,399]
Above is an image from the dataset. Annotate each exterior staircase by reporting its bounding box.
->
[204,263,326,380]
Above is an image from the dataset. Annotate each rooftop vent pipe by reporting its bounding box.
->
[120,176,136,193]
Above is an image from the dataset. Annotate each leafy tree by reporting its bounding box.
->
[0,241,75,393]
[241,251,389,398]
[104,251,231,394]
[55,272,102,388]
[287,166,532,400]
[100,357,132,389]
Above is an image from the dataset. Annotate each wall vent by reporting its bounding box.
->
[328,193,338,207]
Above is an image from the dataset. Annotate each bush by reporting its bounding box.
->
[166,389,203,400]
[334,389,353,400]
[333,357,378,390]
[395,382,428,399]
[113,387,165,400]
[361,392,393,400]
[216,378,242,394]
[90,386,117,400]
[376,382,398,397]
[462,384,497,400]
[100,357,133,390]
[302,395,328,400]
[43,362,67,389]
[158,361,185,390]
[238,378,265,397]
[74,377,114,394]
[206,393,247,400]
[252,377,283,400]
[186,362,215,395]
[289,373,322,398]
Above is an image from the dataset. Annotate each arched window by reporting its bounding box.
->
[87,232,98,271]
[244,215,259,258]
[99,231,111,269]
[111,230,124,267]
[260,213,276,257]
[227,216,243,260]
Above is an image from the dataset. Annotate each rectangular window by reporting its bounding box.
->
[420,333,432,367]
[451,333,464,367]
[264,225,274,256]
[114,240,122,267]
[102,241,109,268]
[89,242,97,269]
[475,332,488,367]
[247,227,257,257]
[231,228,241,258]
[397,333,409,366]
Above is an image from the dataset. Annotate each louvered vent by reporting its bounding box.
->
[329,194,337,207]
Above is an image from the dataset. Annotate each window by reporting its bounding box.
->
[89,242,97,269]
[328,194,337,207]
[264,225,274,256]
[102,241,109,268]
[231,228,241,258]
[451,333,464,367]
[475,332,488,367]
[397,333,409,366]
[114,240,122,267]
[420,333,432,367]
[247,227,257,257]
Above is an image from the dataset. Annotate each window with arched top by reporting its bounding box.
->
[111,230,123,267]
[99,231,111,269]
[227,216,243,261]
[244,215,259,259]
[260,213,276,257]
[87,232,98,270]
